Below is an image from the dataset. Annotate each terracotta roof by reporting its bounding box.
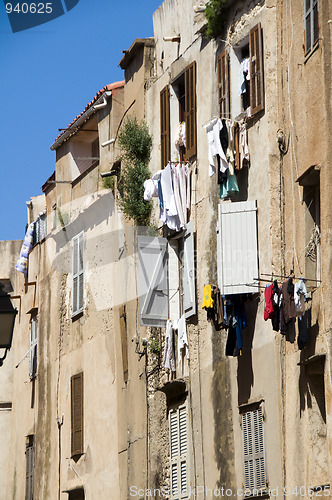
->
[52,81,124,147]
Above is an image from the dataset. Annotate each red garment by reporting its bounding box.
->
[264,284,274,320]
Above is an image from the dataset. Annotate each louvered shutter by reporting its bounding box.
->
[217,200,259,294]
[138,236,168,327]
[71,373,84,456]
[184,62,197,159]
[160,86,171,169]
[217,50,230,118]
[170,404,189,499]
[30,318,38,379]
[72,232,84,315]
[25,440,34,500]
[249,23,264,115]
[182,221,196,319]
[242,408,266,494]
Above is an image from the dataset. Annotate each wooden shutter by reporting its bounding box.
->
[25,437,34,500]
[170,404,189,499]
[184,62,197,159]
[182,221,196,319]
[72,232,84,315]
[160,86,171,169]
[30,318,38,379]
[71,372,84,457]
[138,235,169,327]
[242,408,266,493]
[217,50,230,118]
[249,23,264,115]
[217,200,259,294]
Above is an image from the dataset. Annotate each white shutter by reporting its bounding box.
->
[217,200,258,294]
[182,221,196,319]
[25,441,34,500]
[30,318,38,379]
[138,236,168,327]
[72,232,84,315]
[169,404,189,499]
[242,408,266,494]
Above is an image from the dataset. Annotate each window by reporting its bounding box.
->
[217,200,259,294]
[25,435,35,500]
[30,317,38,380]
[138,221,196,327]
[52,204,57,230]
[305,0,319,55]
[33,213,47,245]
[217,49,230,117]
[160,85,171,168]
[169,402,189,499]
[71,372,84,457]
[72,232,84,316]
[241,406,267,495]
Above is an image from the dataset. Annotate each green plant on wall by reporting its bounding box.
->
[205,0,229,39]
[118,116,153,226]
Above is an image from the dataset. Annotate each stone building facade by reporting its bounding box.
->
[1,0,331,499]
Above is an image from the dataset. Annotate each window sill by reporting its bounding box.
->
[71,311,83,322]
[244,491,269,499]
[304,42,319,64]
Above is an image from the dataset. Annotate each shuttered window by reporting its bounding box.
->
[249,23,264,115]
[30,317,38,380]
[71,372,84,457]
[242,407,267,495]
[217,200,259,295]
[25,436,34,500]
[119,304,128,382]
[170,403,189,499]
[160,86,171,169]
[138,224,196,327]
[184,62,197,159]
[217,50,230,118]
[33,213,47,245]
[305,0,319,55]
[72,232,84,316]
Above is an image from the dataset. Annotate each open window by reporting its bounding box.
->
[217,200,259,294]
[164,62,197,164]
[138,222,196,327]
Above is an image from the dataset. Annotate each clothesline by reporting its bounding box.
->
[202,115,244,128]
[259,273,322,283]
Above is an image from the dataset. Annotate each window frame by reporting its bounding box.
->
[71,372,84,458]
[72,231,84,317]
[304,0,319,57]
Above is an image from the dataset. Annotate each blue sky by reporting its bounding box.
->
[0,0,162,241]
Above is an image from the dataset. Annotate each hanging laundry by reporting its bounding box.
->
[15,222,35,276]
[271,281,281,332]
[297,311,309,350]
[202,285,214,309]
[280,279,296,342]
[175,121,186,149]
[239,57,250,95]
[220,119,228,156]
[174,314,189,369]
[226,120,235,175]
[264,284,274,321]
[225,295,247,356]
[204,117,228,177]
[294,279,307,316]
[171,163,189,228]
[143,179,159,201]
[162,319,176,372]
[159,163,182,232]
[240,121,250,166]
[220,169,239,199]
